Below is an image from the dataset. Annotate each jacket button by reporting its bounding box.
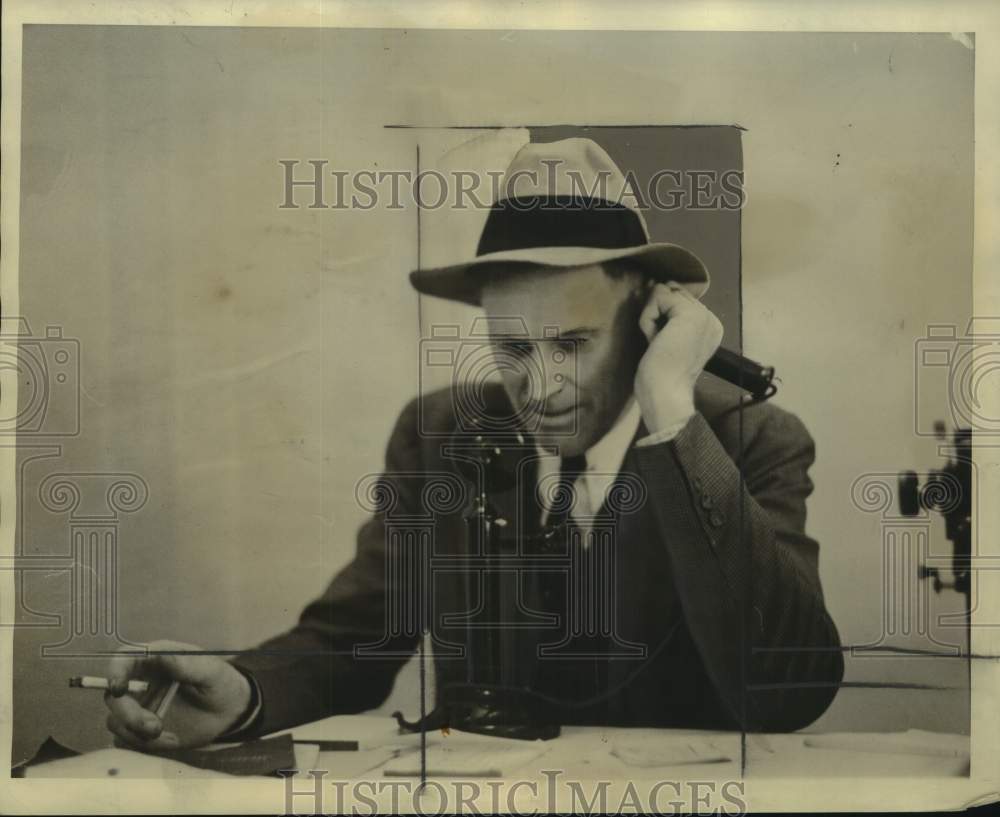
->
[700,494,714,509]
[709,511,725,527]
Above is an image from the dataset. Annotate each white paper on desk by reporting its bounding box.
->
[609,734,732,767]
[383,742,550,777]
[802,729,970,759]
[291,743,321,773]
[324,748,403,778]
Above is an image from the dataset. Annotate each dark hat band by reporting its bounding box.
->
[475,196,647,257]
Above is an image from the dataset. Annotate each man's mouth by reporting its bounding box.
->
[538,406,576,424]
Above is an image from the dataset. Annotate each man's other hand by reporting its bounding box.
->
[635,281,724,435]
[103,640,252,750]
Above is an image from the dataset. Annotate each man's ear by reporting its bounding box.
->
[633,272,654,298]
[628,274,653,311]
[622,284,651,356]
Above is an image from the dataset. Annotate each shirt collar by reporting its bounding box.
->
[584,397,643,475]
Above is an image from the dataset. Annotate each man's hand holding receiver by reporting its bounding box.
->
[634,280,725,437]
[103,640,252,750]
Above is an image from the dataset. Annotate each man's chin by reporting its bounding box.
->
[533,424,590,457]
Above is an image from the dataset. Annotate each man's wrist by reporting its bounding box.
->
[218,666,262,741]
[635,382,696,438]
[636,415,693,447]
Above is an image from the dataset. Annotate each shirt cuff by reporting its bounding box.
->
[635,415,693,447]
[216,666,263,741]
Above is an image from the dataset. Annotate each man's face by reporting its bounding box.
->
[480,263,645,456]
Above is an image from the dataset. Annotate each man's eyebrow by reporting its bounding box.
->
[557,327,599,338]
[487,327,599,341]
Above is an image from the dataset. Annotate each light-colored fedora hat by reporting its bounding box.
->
[409,137,710,306]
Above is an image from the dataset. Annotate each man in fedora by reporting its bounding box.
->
[103,138,843,749]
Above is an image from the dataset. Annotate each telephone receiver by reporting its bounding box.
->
[644,282,777,401]
[704,346,777,401]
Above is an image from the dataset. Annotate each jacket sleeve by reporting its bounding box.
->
[230,398,424,737]
[631,405,843,732]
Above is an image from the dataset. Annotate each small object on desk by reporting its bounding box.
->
[383,742,549,777]
[281,713,405,750]
[68,676,150,694]
[157,734,298,776]
[610,737,731,767]
[293,739,359,751]
[802,729,970,759]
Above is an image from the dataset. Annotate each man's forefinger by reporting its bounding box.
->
[107,648,147,697]
[663,279,699,302]
[638,282,693,339]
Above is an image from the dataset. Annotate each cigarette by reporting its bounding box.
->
[154,680,180,719]
[68,675,150,693]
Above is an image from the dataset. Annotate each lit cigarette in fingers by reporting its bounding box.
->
[68,676,150,694]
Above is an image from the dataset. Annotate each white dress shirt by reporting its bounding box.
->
[536,398,689,535]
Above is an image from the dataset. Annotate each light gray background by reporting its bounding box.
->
[12,27,972,763]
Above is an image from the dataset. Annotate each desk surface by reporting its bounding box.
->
[281,715,970,781]
[23,714,969,781]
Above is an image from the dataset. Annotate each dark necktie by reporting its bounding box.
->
[531,452,597,707]
[547,452,588,530]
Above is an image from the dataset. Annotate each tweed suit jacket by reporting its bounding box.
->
[233,376,844,735]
